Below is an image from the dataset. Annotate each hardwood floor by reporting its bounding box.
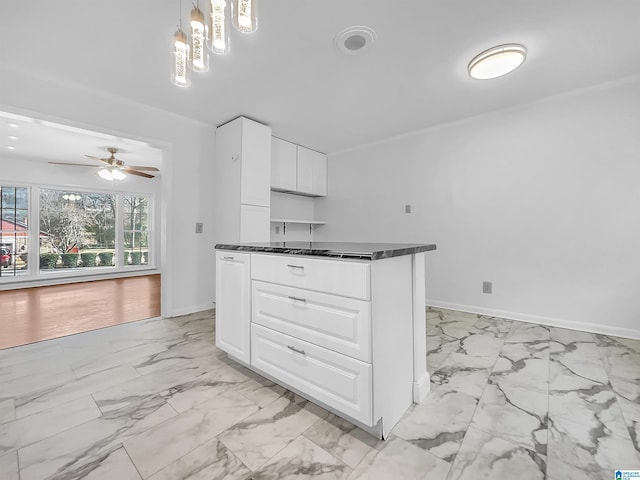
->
[0,274,161,350]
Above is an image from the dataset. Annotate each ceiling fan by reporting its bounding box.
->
[49,147,159,179]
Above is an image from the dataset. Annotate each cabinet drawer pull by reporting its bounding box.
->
[288,296,306,303]
[287,345,306,355]
[222,256,234,260]
[286,264,304,270]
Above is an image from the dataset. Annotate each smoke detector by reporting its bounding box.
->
[334,26,376,55]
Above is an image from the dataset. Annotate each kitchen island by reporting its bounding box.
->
[214,241,436,439]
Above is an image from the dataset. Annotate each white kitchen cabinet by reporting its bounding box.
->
[215,251,251,364]
[311,150,327,196]
[271,137,297,192]
[217,248,421,439]
[270,138,327,197]
[215,116,271,243]
[296,146,327,197]
[240,204,270,243]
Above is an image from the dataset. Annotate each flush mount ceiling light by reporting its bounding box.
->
[334,26,376,55]
[468,44,527,80]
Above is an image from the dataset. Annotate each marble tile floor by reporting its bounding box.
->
[1,307,639,479]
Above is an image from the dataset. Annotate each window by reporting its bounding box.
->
[39,189,116,270]
[0,186,29,277]
[124,195,150,266]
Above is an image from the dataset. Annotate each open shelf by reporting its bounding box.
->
[271,219,326,225]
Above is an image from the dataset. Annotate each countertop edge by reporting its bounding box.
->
[214,243,437,260]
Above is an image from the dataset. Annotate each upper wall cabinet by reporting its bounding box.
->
[297,146,327,197]
[271,137,327,197]
[271,137,297,192]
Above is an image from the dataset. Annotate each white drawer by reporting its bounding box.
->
[251,323,373,425]
[251,254,370,300]
[252,281,371,362]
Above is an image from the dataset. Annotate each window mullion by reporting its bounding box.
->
[115,193,124,269]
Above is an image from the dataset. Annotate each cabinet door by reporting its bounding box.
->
[297,146,326,197]
[311,151,327,196]
[296,145,314,194]
[240,117,271,207]
[240,204,270,243]
[271,137,297,191]
[215,251,251,364]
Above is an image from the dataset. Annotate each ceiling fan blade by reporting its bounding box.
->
[125,169,155,179]
[127,165,160,171]
[85,154,108,163]
[48,162,101,168]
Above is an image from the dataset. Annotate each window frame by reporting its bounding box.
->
[0,183,157,285]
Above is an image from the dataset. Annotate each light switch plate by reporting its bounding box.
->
[195,222,203,234]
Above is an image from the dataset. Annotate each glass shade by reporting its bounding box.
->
[171,29,191,87]
[209,0,230,54]
[190,7,209,71]
[232,0,258,34]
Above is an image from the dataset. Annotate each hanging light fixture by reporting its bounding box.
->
[190,3,209,71]
[232,0,258,34]
[171,29,190,87]
[171,0,258,87]
[171,1,191,87]
[209,0,230,54]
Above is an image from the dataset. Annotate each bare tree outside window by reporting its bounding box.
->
[39,190,116,269]
[124,195,150,266]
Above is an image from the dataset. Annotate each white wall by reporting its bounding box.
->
[0,66,216,317]
[316,78,640,339]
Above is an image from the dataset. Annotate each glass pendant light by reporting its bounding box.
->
[232,0,258,34]
[190,5,209,71]
[171,29,191,87]
[209,0,230,54]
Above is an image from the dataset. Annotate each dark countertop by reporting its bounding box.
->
[215,241,436,261]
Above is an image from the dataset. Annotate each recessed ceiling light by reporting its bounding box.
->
[334,26,376,55]
[7,145,16,150]
[7,122,19,128]
[468,44,527,80]
[8,135,17,140]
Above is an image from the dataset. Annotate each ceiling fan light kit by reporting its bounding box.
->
[98,168,126,181]
[49,147,159,181]
[468,43,527,80]
[172,0,257,87]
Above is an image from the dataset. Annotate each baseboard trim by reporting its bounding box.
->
[426,299,640,340]
[171,303,215,318]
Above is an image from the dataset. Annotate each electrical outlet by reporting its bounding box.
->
[195,222,203,234]
[482,281,492,294]
[405,204,412,214]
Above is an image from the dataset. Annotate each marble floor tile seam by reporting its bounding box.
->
[547,406,635,446]
[4,395,103,455]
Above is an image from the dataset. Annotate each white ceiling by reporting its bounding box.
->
[1,0,640,158]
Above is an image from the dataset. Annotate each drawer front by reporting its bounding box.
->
[252,281,371,362]
[251,254,370,300]
[251,324,372,425]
